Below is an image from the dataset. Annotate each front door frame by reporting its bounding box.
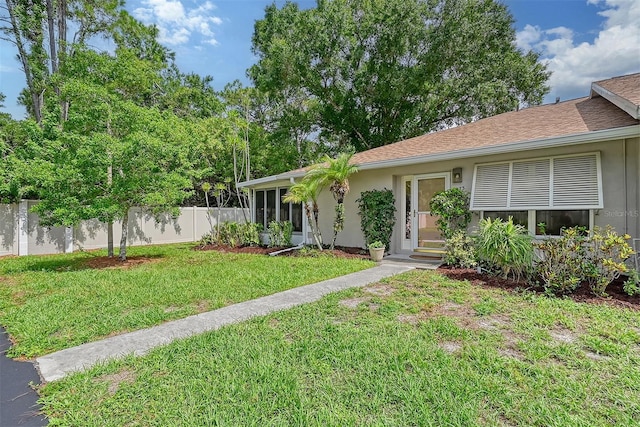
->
[411,173,450,250]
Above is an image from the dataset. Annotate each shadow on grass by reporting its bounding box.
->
[0,254,165,274]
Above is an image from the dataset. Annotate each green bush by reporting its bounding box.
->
[267,221,293,247]
[534,225,634,296]
[429,188,472,239]
[444,230,477,268]
[535,227,586,294]
[476,217,533,280]
[583,226,635,296]
[200,222,262,247]
[623,270,640,296]
[357,189,396,249]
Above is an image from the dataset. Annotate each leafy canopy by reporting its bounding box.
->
[250,0,550,152]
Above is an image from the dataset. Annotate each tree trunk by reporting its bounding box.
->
[304,203,322,250]
[331,197,345,250]
[119,209,129,261]
[107,221,114,257]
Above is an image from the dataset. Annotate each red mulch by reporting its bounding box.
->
[437,266,640,311]
[195,244,370,259]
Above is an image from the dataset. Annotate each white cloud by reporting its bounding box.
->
[516,0,640,102]
[133,0,222,46]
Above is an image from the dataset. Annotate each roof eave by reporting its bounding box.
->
[238,170,307,188]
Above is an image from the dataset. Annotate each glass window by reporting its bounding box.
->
[266,190,276,225]
[536,210,589,235]
[280,189,290,223]
[255,190,265,227]
[483,211,528,228]
[291,202,303,232]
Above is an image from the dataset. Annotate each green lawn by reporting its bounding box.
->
[0,244,373,358]
[38,270,640,426]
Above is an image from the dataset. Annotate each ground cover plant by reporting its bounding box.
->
[39,270,640,426]
[0,243,372,358]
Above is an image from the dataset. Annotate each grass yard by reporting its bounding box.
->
[0,243,373,358]
[39,270,640,426]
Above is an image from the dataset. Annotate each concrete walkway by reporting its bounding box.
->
[37,262,419,382]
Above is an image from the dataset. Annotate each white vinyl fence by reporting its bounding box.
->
[0,200,248,257]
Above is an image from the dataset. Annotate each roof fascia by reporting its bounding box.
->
[591,83,640,119]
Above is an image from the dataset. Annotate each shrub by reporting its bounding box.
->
[267,221,293,247]
[200,222,262,247]
[535,227,586,294]
[534,225,634,296]
[429,188,472,239]
[583,226,635,296]
[623,270,640,296]
[357,189,396,249]
[444,230,477,268]
[476,217,533,280]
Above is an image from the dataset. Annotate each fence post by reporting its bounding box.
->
[17,200,29,256]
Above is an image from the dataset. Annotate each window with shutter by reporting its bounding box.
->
[471,153,602,210]
[471,163,510,209]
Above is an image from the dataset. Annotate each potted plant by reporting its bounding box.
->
[368,241,385,262]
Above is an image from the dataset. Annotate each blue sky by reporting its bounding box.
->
[1,0,639,119]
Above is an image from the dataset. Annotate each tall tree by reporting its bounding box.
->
[305,152,358,249]
[1,0,125,123]
[250,0,550,152]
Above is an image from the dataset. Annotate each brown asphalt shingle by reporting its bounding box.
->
[351,94,638,166]
[594,73,640,106]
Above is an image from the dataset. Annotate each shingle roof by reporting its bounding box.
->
[351,95,638,166]
[594,73,640,106]
[244,74,640,185]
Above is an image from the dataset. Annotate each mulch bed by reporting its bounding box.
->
[437,266,640,311]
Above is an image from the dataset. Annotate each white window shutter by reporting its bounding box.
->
[471,163,510,209]
[510,159,550,207]
[552,154,601,207]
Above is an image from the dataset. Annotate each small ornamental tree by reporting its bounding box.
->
[357,189,396,250]
[429,188,472,239]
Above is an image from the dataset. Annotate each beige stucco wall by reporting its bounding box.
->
[314,136,640,253]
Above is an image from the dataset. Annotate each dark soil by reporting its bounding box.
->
[437,266,640,311]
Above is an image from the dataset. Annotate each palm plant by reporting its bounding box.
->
[283,179,323,250]
[305,153,358,249]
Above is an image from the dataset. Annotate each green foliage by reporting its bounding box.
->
[429,188,472,239]
[283,180,323,250]
[444,230,477,268]
[357,189,396,249]
[368,241,384,249]
[476,217,533,280]
[535,226,634,296]
[583,226,635,296]
[202,222,262,247]
[534,227,586,294]
[623,270,640,297]
[304,152,358,249]
[267,221,293,247]
[250,0,549,152]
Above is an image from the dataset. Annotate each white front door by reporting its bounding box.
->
[412,174,449,250]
